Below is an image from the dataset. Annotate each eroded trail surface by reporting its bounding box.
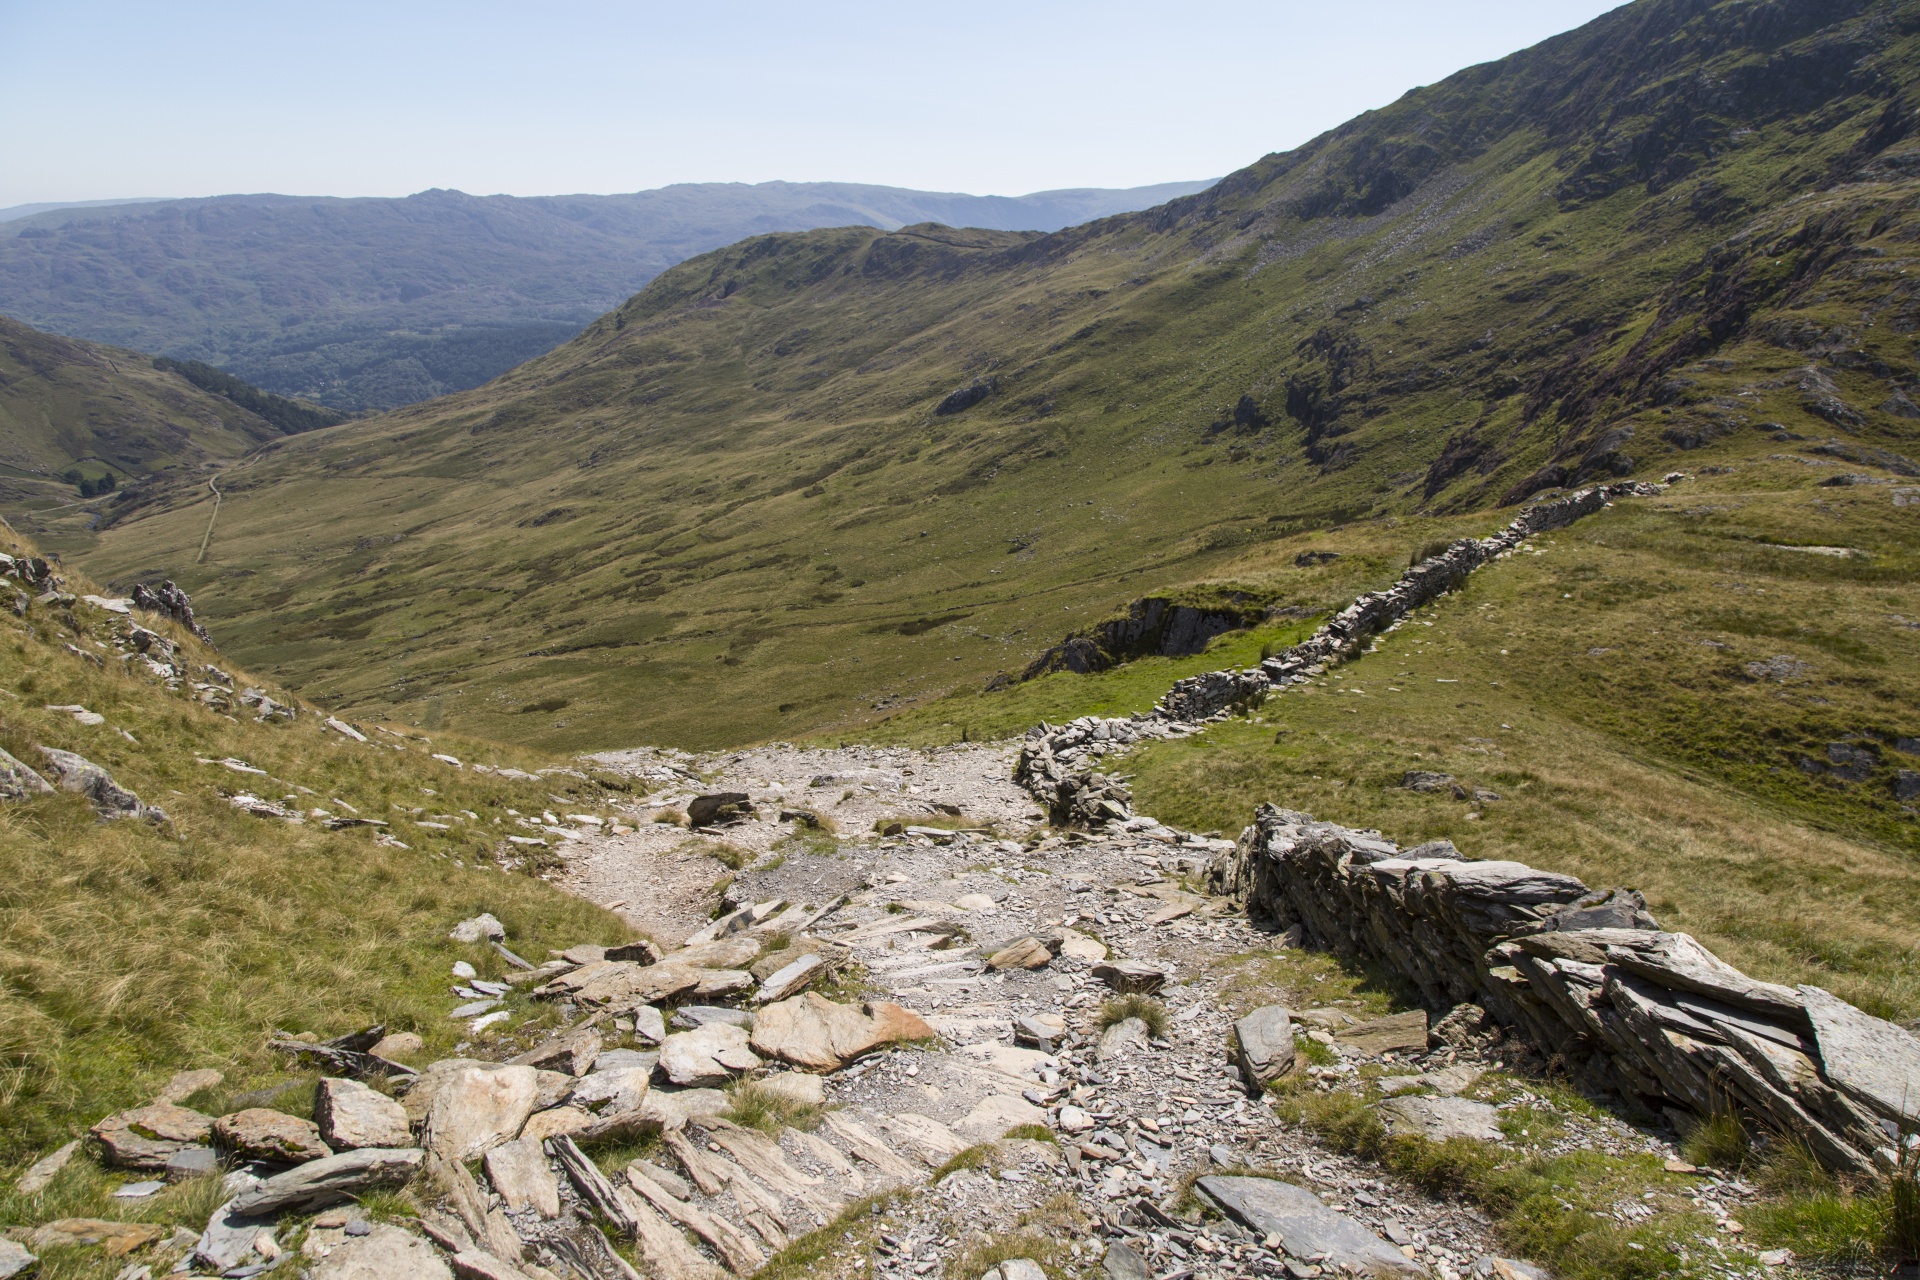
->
[534,740,1698,1280]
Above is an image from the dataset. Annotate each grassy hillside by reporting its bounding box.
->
[0,181,1211,412]
[68,0,1920,757]
[0,316,325,543]
[0,531,632,1166]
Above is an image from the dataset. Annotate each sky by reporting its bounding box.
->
[0,1,1627,207]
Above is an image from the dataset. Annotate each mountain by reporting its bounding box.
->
[0,180,1213,412]
[0,197,159,223]
[0,315,343,552]
[70,0,1920,757]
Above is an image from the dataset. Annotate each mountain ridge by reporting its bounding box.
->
[0,179,1213,411]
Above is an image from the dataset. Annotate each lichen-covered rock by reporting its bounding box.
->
[90,1102,214,1169]
[213,1108,332,1163]
[38,748,164,821]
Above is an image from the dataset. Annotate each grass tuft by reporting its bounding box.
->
[721,1079,823,1134]
[1096,994,1169,1038]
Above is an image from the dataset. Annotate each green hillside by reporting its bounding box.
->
[70,0,1920,757]
[0,317,328,546]
[0,181,1211,412]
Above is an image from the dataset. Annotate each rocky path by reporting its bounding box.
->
[492,744,1709,1280]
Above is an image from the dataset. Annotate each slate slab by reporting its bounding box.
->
[1196,1176,1424,1276]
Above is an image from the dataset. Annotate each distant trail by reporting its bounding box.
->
[195,475,222,564]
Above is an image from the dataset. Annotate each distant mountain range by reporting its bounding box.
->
[0,180,1212,411]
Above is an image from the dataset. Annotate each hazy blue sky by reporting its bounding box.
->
[1,1,1625,205]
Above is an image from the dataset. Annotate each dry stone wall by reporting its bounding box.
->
[1211,805,1920,1178]
[1015,481,1663,823]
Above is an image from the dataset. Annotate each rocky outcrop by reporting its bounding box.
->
[38,747,166,821]
[1021,596,1254,681]
[131,580,210,640]
[1211,803,1919,1177]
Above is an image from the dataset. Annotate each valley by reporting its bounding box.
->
[4,0,1920,1277]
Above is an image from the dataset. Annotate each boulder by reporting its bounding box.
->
[956,1094,1046,1140]
[1056,928,1108,962]
[750,994,935,1070]
[1103,1241,1151,1280]
[1057,1104,1094,1133]
[1092,961,1166,994]
[629,1005,668,1046]
[1336,1010,1428,1055]
[214,1108,332,1162]
[400,1058,494,1124]
[484,1138,561,1218]
[28,1218,165,1257]
[1196,1176,1423,1276]
[755,953,826,1002]
[508,1028,601,1077]
[369,1031,424,1060]
[230,1147,425,1216]
[317,1078,414,1150]
[687,793,753,828]
[306,1222,452,1279]
[659,1024,763,1087]
[1097,1017,1150,1060]
[449,914,506,944]
[987,936,1058,971]
[984,1262,1046,1280]
[543,960,701,1007]
[671,936,762,970]
[1233,1005,1295,1089]
[568,1067,653,1114]
[638,1088,729,1131]
[0,748,52,800]
[692,969,755,999]
[519,1106,597,1144]
[0,1239,34,1279]
[38,748,163,820]
[90,1102,215,1170]
[191,1197,279,1271]
[424,1065,539,1160]
[1377,1096,1503,1142]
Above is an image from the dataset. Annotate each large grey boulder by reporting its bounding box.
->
[90,1101,214,1169]
[658,1023,763,1087]
[1233,1005,1295,1090]
[191,1196,279,1272]
[213,1107,331,1163]
[0,1239,35,1279]
[0,748,52,801]
[483,1137,560,1218]
[1196,1176,1424,1276]
[317,1077,414,1150]
[424,1065,538,1160]
[39,747,164,821]
[230,1147,424,1215]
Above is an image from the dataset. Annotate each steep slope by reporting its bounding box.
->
[0,533,630,1164]
[0,180,1212,411]
[0,316,327,550]
[75,0,1920,752]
